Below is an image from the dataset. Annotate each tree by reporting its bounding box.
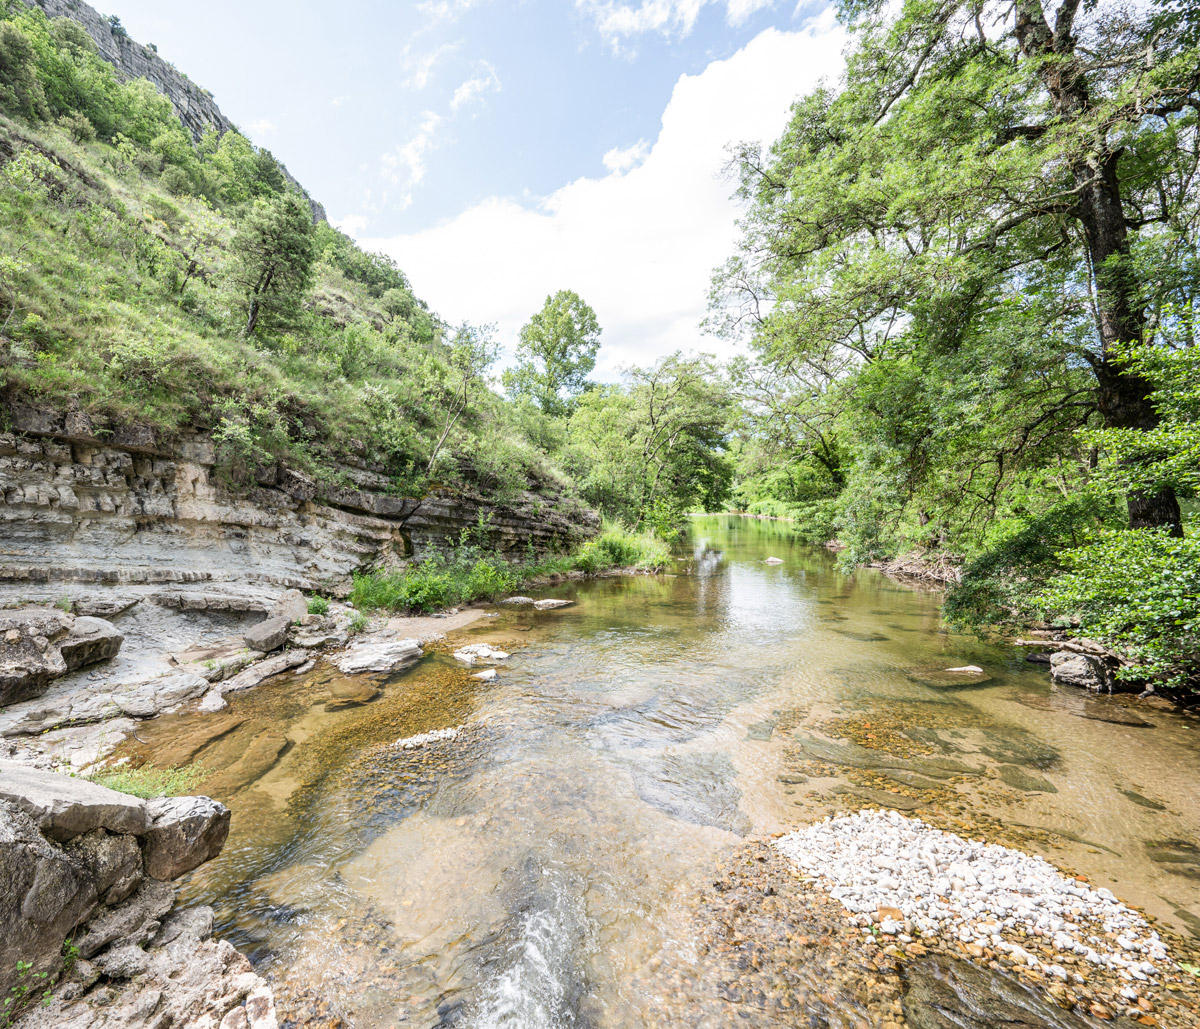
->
[426,323,500,474]
[567,353,732,531]
[713,0,1200,536]
[503,289,601,416]
[178,198,224,293]
[230,193,316,336]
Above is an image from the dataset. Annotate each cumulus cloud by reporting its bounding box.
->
[248,118,277,138]
[602,139,649,174]
[450,61,502,111]
[365,17,845,377]
[333,213,370,236]
[416,0,482,21]
[578,0,777,49]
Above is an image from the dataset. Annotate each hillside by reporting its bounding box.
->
[0,0,559,503]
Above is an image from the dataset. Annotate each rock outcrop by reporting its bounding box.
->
[0,763,265,1028]
[0,421,598,605]
[0,608,122,707]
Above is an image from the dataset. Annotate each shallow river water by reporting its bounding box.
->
[123,516,1200,1027]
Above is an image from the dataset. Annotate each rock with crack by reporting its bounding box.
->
[332,638,422,674]
[268,589,308,624]
[218,650,310,694]
[141,796,231,880]
[0,608,71,707]
[1049,651,1119,692]
[59,617,124,673]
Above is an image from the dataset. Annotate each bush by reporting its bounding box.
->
[571,522,670,574]
[59,111,94,143]
[1035,528,1200,690]
[307,595,330,615]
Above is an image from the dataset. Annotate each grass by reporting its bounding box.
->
[87,762,207,798]
[350,521,670,614]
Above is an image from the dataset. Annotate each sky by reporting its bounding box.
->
[104,0,848,376]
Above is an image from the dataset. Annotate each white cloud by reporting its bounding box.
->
[602,139,649,174]
[380,111,443,209]
[416,0,481,21]
[578,0,776,48]
[333,213,370,237]
[248,118,277,138]
[450,61,502,111]
[402,42,458,90]
[365,18,845,378]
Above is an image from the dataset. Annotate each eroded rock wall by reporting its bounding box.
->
[0,411,599,604]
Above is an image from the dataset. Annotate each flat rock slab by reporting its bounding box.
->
[332,638,422,675]
[201,730,289,795]
[533,599,573,610]
[218,650,310,694]
[0,759,147,840]
[325,678,381,709]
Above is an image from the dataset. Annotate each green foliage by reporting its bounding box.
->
[2,959,52,1026]
[1037,530,1200,690]
[231,192,317,335]
[87,762,208,798]
[566,353,732,531]
[347,611,370,636]
[307,595,330,615]
[571,522,670,573]
[351,522,670,613]
[503,289,601,416]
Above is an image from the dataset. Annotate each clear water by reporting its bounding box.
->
[123,516,1200,1026]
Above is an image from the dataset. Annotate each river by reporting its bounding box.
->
[119,515,1200,1027]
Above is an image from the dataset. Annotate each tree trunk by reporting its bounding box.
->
[1015,0,1182,534]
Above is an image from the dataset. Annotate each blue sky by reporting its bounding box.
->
[105,0,847,374]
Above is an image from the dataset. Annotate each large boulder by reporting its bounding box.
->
[332,638,422,674]
[1049,651,1118,692]
[59,616,124,672]
[141,795,230,880]
[242,615,290,653]
[0,760,147,841]
[0,608,72,707]
[268,589,308,624]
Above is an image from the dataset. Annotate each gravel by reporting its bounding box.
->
[775,809,1171,984]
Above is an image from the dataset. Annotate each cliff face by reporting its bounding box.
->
[0,404,599,611]
[26,0,326,220]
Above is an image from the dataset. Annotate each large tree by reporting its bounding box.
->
[713,0,1200,535]
[503,289,601,416]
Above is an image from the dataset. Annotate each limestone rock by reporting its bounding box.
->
[64,828,143,905]
[765,556,784,565]
[199,689,229,713]
[333,638,422,674]
[472,668,497,681]
[500,596,535,605]
[0,760,147,841]
[0,607,72,707]
[1049,651,1114,692]
[242,615,290,653]
[268,589,308,623]
[533,598,574,610]
[325,678,381,710]
[73,877,175,959]
[219,650,310,694]
[141,795,230,880]
[59,616,124,672]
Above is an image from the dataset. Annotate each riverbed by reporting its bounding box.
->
[118,515,1200,1027]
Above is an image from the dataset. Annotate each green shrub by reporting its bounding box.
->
[87,762,207,798]
[572,522,670,574]
[347,611,369,635]
[1035,528,1200,690]
[307,595,330,615]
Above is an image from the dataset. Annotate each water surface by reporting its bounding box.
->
[124,516,1200,1026]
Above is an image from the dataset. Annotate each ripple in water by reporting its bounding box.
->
[471,861,596,1029]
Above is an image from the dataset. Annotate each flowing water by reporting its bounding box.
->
[122,516,1200,1027]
